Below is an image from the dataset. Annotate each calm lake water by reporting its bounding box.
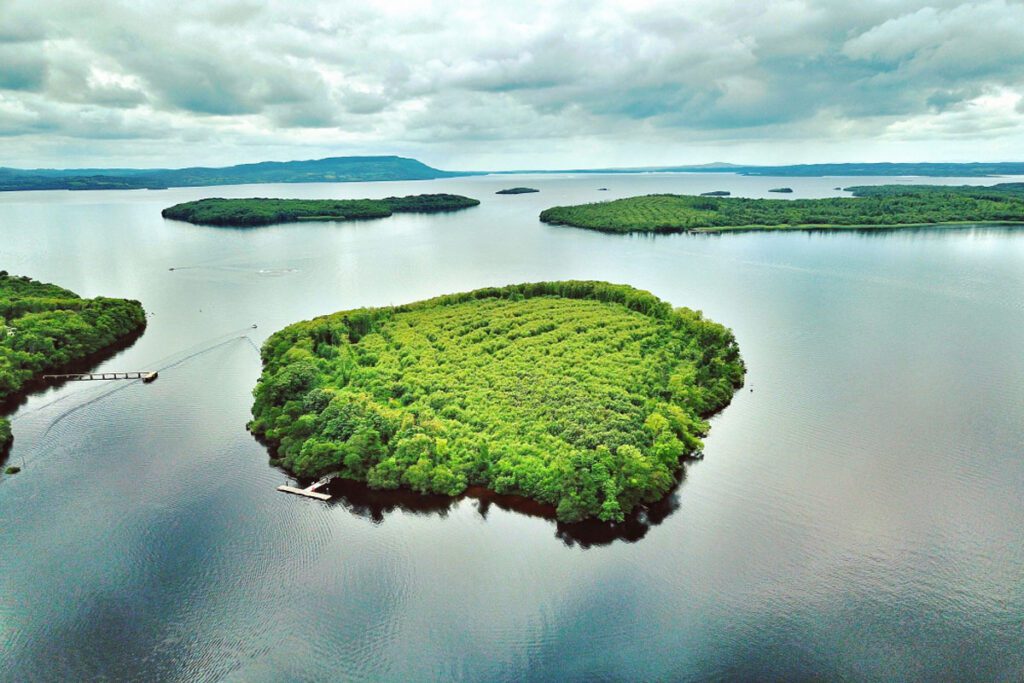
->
[1,173,1022,681]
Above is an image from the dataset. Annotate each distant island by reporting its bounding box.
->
[496,187,539,195]
[538,183,1024,234]
[0,273,146,457]
[769,187,793,193]
[161,194,480,227]
[700,191,730,196]
[497,162,1024,178]
[6,156,1024,193]
[249,281,744,523]
[0,156,470,192]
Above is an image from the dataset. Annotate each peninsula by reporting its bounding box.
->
[538,184,1024,234]
[0,273,146,456]
[249,281,744,523]
[162,194,480,227]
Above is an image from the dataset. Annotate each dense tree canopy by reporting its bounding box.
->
[538,184,1024,234]
[161,194,480,227]
[0,273,146,453]
[250,281,744,523]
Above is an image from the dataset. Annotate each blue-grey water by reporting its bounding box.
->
[1,173,1022,681]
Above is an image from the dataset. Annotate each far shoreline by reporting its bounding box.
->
[689,220,1024,234]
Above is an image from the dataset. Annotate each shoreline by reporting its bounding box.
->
[543,219,1024,235]
[691,220,1024,234]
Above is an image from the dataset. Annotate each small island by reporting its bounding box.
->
[538,183,1024,233]
[700,191,731,196]
[249,281,744,523]
[769,187,793,193]
[496,187,540,195]
[161,194,480,227]
[0,273,146,456]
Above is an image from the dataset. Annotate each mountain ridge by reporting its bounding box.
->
[3,157,1024,192]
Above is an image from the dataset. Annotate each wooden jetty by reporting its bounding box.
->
[277,474,335,501]
[42,371,158,383]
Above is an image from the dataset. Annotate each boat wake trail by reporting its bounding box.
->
[10,326,264,468]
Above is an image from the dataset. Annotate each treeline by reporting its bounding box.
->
[496,187,539,194]
[249,281,744,523]
[538,184,1024,233]
[161,194,480,226]
[0,273,146,452]
[847,183,1024,198]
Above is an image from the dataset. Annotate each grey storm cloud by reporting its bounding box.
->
[0,0,1022,167]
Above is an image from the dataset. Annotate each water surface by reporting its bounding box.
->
[1,173,1022,680]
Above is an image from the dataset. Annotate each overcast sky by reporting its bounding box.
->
[2,0,1023,169]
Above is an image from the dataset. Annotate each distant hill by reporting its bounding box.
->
[495,162,1024,178]
[5,156,1024,192]
[0,156,469,191]
[722,162,1024,177]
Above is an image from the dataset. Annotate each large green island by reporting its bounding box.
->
[538,183,1024,233]
[250,281,744,523]
[0,273,146,456]
[162,194,480,227]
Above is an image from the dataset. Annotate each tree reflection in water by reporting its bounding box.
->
[278,461,691,549]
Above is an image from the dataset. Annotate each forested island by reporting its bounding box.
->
[0,273,146,456]
[769,187,793,193]
[700,191,730,196]
[162,194,480,227]
[249,281,744,523]
[538,183,1024,233]
[496,187,540,194]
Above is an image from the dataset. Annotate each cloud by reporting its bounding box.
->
[0,48,48,91]
[0,0,1022,167]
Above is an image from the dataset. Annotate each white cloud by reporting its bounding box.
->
[0,0,1022,167]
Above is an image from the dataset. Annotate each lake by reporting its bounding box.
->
[1,173,1022,681]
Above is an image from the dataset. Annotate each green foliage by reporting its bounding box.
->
[250,281,744,523]
[0,417,10,452]
[0,272,146,407]
[538,184,1024,233]
[4,465,19,475]
[161,194,480,227]
[496,187,540,194]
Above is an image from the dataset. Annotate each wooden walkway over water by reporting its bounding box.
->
[42,371,158,383]
[277,474,335,501]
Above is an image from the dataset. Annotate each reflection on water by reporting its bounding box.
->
[0,327,146,464]
[291,467,688,549]
[1,173,1023,680]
